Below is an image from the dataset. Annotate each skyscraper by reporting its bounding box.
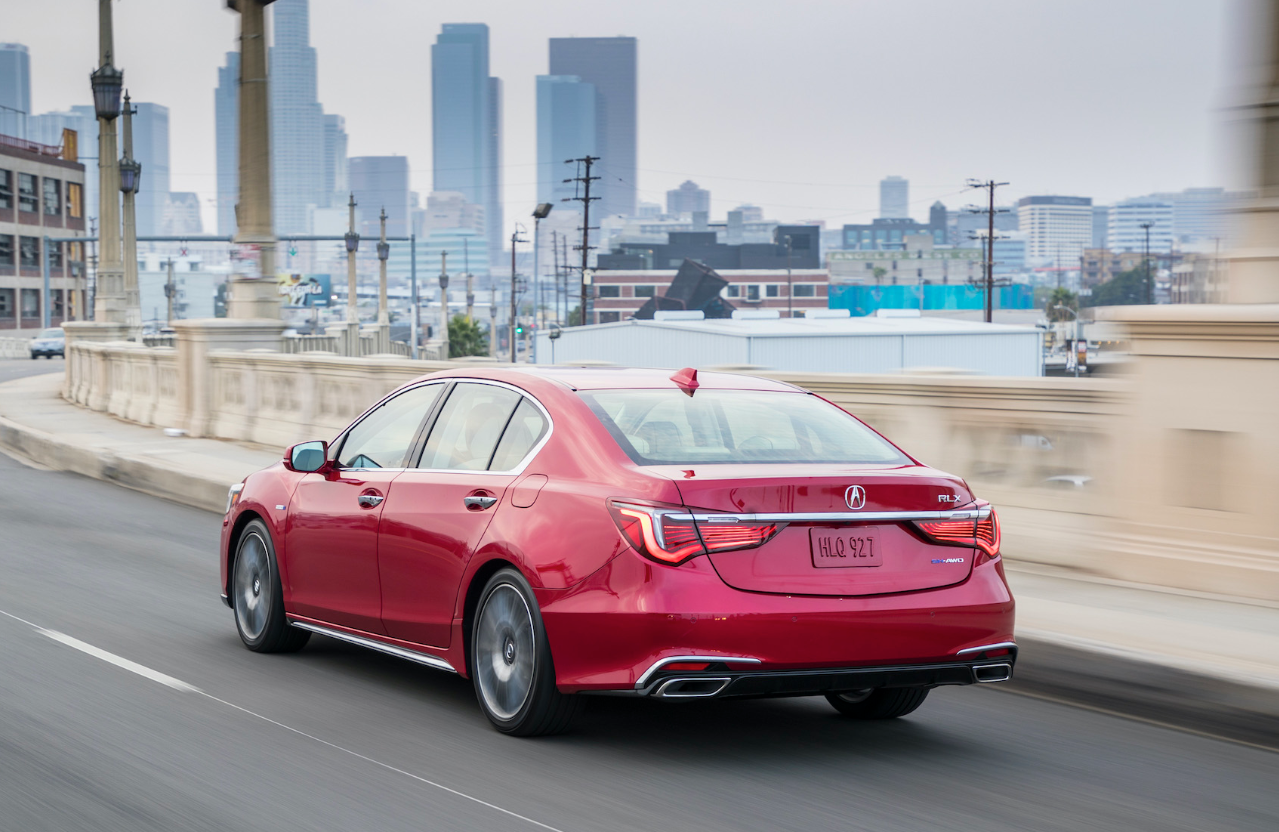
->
[215,52,239,237]
[1017,195,1093,264]
[269,0,327,235]
[432,24,503,262]
[349,156,411,240]
[666,180,710,217]
[536,75,596,208]
[0,43,31,138]
[131,103,170,237]
[1107,198,1174,253]
[879,176,908,219]
[323,114,348,208]
[548,37,637,218]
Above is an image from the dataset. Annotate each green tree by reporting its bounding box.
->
[1044,287,1079,322]
[565,305,584,326]
[447,314,488,358]
[872,266,888,283]
[1085,268,1147,307]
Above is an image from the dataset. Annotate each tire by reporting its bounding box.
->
[825,687,929,719]
[231,519,309,653]
[471,568,580,736]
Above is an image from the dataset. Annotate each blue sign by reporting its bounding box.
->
[277,273,332,308]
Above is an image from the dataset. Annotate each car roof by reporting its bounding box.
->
[419,365,804,393]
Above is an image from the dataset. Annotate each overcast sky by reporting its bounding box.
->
[7,0,1255,231]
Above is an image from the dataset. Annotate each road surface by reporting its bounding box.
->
[0,355,63,384]
[0,450,1274,831]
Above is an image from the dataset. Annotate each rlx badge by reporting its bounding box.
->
[938,494,961,504]
[845,485,867,510]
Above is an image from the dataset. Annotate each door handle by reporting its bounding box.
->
[357,494,384,508]
[463,495,498,510]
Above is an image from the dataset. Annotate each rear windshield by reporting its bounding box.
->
[580,389,910,466]
[39,328,63,338]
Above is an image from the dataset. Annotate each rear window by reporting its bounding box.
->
[40,328,63,338]
[580,389,909,466]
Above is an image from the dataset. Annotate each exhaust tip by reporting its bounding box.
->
[973,663,1013,683]
[653,677,731,698]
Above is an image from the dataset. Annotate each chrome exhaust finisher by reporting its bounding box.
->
[653,676,732,698]
[972,663,1013,683]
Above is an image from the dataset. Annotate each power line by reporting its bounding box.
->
[563,155,599,326]
[965,178,1010,324]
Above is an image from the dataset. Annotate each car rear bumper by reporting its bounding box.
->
[538,547,1016,694]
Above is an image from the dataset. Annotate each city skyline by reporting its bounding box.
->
[3,0,1239,235]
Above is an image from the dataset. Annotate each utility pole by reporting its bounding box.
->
[510,225,527,362]
[784,234,793,318]
[550,229,559,323]
[165,257,175,324]
[1140,221,1154,304]
[464,237,474,321]
[438,250,450,360]
[563,155,600,325]
[965,179,1009,323]
[560,235,569,324]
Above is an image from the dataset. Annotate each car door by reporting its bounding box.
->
[284,382,444,633]
[377,382,551,648]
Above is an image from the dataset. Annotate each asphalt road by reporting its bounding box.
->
[0,450,1275,832]
[0,356,63,384]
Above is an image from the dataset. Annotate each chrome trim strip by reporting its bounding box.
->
[634,654,762,690]
[288,620,457,674]
[664,507,992,524]
[957,641,1018,656]
[653,677,732,698]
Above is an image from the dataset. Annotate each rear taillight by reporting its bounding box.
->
[608,501,783,565]
[914,506,1000,560]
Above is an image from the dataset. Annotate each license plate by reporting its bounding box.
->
[810,528,882,568]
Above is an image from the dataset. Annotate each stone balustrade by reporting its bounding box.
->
[58,305,1279,602]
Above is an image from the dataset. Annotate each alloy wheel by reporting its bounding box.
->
[234,531,271,642]
[475,583,536,720]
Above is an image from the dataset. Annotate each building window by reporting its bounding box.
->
[43,177,61,216]
[67,182,82,219]
[917,269,923,278]
[20,288,39,318]
[0,288,11,317]
[18,174,38,213]
[598,311,621,323]
[766,284,779,298]
[0,170,11,209]
[865,262,874,270]
[725,285,740,298]
[746,285,760,302]
[0,234,12,267]
[634,285,655,298]
[793,284,815,297]
[19,236,39,268]
[48,241,62,269]
[598,285,620,298]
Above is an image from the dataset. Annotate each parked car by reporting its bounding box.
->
[28,327,65,359]
[220,367,1015,736]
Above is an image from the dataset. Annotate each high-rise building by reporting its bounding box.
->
[879,176,909,219]
[0,43,31,138]
[549,37,638,218]
[666,180,710,217]
[1016,195,1093,264]
[131,102,170,237]
[432,24,503,261]
[537,75,597,209]
[163,192,204,236]
[1148,187,1231,242]
[1107,198,1174,254]
[1091,205,1110,249]
[323,114,348,206]
[269,0,327,235]
[349,156,411,240]
[214,51,239,237]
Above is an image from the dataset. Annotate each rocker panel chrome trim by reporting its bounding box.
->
[288,619,457,674]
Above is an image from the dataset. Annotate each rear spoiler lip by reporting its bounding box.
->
[665,506,992,524]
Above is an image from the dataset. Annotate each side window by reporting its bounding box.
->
[489,399,549,471]
[337,384,442,469]
[418,383,521,471]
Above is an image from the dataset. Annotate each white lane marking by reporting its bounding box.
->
[1,608,568,832]
[36,628,201,693]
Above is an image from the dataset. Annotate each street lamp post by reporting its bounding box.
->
[531,203,552,363]
[783,234,793,318]
[1053,303,1083,378]
[438,251,450,360]
[89,0,124,328]
[1140,221,1154,304]
[376,207,390,353]
[344,192,360,356]
[119,92,142,337]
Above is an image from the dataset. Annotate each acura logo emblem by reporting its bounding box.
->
[845,485,867,510]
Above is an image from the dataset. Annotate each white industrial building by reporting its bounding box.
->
[534,310,1044,376]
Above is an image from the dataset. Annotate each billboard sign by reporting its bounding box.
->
[277,273,331,307]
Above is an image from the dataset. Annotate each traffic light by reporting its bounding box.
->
[515,324,524,335]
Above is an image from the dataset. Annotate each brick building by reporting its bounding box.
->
[590,266,829,323]
[0,132,86,332]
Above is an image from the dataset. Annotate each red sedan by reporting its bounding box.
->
[220,367,1015,736]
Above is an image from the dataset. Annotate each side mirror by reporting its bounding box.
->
[284,440,329,473]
